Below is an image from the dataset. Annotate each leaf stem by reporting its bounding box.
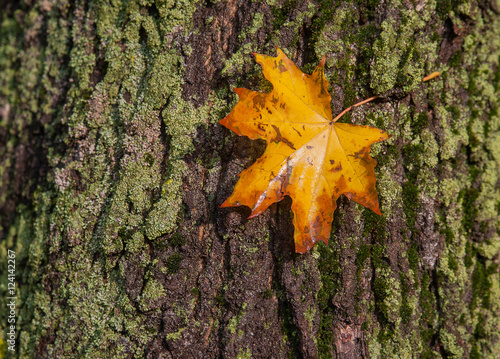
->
[333,96,379,123]
[332,72,440,123]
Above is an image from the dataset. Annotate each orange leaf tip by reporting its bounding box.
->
[319,55,326,67]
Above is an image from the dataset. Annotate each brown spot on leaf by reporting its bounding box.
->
[252,94,266,109]
[331,164,342,172]
[278,59,286,73]
[352,147,369,159]
[271,125,296,150]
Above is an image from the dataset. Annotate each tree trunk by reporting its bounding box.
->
[1,0,499,358]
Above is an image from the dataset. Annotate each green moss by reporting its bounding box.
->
[215,290,226,307]
[312,3,349,66]
[459,185,480,234]
[280,301,300,356]
[401,135,424,232]
[227,303,248,335]
[419,274,438,347]
[191,287,200,297]
[355,243,370,275]
[318,311,334,359]
[440,329,464,358]
[304,305,316,331]
[263,289,273,299]
[374,266,401,327]
[436,0,466,19]
[448,51,462,67]
[165,253,183,274]
[139,278,166,311]
[470,256,494,309]
[169,232,187,247]
[316,241,341,311]
[440,178,462,207]
[248,12,264,36]
[362,192,424,354]
[165,327,185,341]
[236,347,252,359]
[413,112,429,133]
[369,18,401,94]
[126,231,146,254]
[399,273,413,324]
[272,0,299,30]
[407,242,419,273]
[317,210,388,355]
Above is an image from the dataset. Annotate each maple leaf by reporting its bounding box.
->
[220,48,389,253]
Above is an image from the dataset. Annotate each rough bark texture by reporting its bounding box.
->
[1,0,499,358]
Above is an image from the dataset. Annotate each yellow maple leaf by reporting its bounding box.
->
[220,48,389,253]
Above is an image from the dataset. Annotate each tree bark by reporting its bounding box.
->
[1,0,499,358]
